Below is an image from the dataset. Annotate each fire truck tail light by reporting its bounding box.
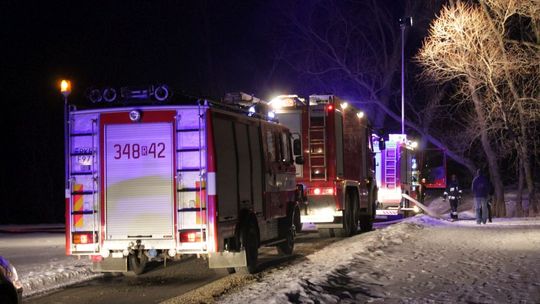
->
[326,104,334,111]
[309,187,334,195]
[73,232,96,244]
[180,231,205,243]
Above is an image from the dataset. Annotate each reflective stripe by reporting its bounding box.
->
[207,172,216,195]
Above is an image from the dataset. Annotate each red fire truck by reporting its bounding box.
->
[65,88,299,274]
[270,94,377,236]
[372,133,420,217]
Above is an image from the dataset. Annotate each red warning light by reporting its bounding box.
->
[327,104,334,111]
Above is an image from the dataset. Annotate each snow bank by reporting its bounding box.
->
[21,257,101,298]
[218,218,424,303]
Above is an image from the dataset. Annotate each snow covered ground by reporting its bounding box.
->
[0,231,99,298]
[217,215,540,303]
[2,191,539,302]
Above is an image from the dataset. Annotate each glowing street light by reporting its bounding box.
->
[60,80,71,97]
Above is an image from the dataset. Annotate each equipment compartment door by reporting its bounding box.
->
[101,111,176,240]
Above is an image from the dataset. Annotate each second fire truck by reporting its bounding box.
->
[270,94,377,236]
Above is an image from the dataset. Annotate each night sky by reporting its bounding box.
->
[1,1,423,224]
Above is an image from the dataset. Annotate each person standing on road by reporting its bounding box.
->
[444,174,462,221]
[472,169,490,224]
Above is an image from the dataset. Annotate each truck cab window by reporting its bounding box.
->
[281,132,291,162]
[266,129,276,162]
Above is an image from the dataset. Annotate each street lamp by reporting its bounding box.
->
[60,80,71,191]
[399,16,413,135]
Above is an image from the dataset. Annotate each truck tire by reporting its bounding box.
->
[360,197,375,232]
[359,214,373,232]
[277,209,295,255]
[339,189,358,237]
[235,219,259,274]
[293,205,302,233]
[129,251,148,275]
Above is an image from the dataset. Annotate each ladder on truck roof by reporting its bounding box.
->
[176,103,208,252]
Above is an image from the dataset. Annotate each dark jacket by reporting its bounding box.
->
[472,174,491,198]
[444,180,462,200]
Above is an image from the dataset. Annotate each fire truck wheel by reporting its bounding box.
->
[340,190,358,237]
[128,251,148,275]
[294,205,302,233]
[236,220,259,274]
[359,214,373,232]
[277,211,295,255]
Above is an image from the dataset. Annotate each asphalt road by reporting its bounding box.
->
[24,230,346,304]
[23,220,402,304]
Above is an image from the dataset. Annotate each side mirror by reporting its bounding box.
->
[293,138,301,155]
[295,156,304,165]
[378,138,386,151]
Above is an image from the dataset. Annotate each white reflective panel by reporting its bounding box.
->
[105,123,174,239]
[72,113,98,134]
[177,108,202,129]
[177,131,205,150]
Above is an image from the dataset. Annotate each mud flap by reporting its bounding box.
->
[208,250,247,269]
[92,257,128,272]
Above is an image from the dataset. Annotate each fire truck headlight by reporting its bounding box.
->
[269,97,284,109]
[413,205,421,213]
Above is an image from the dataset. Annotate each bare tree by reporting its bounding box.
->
[417,1,540,216]
[417,3,507,215]
[479,0,540,215]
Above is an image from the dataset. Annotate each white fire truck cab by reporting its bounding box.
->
[65,89,299,274]
[270,94,377,236]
